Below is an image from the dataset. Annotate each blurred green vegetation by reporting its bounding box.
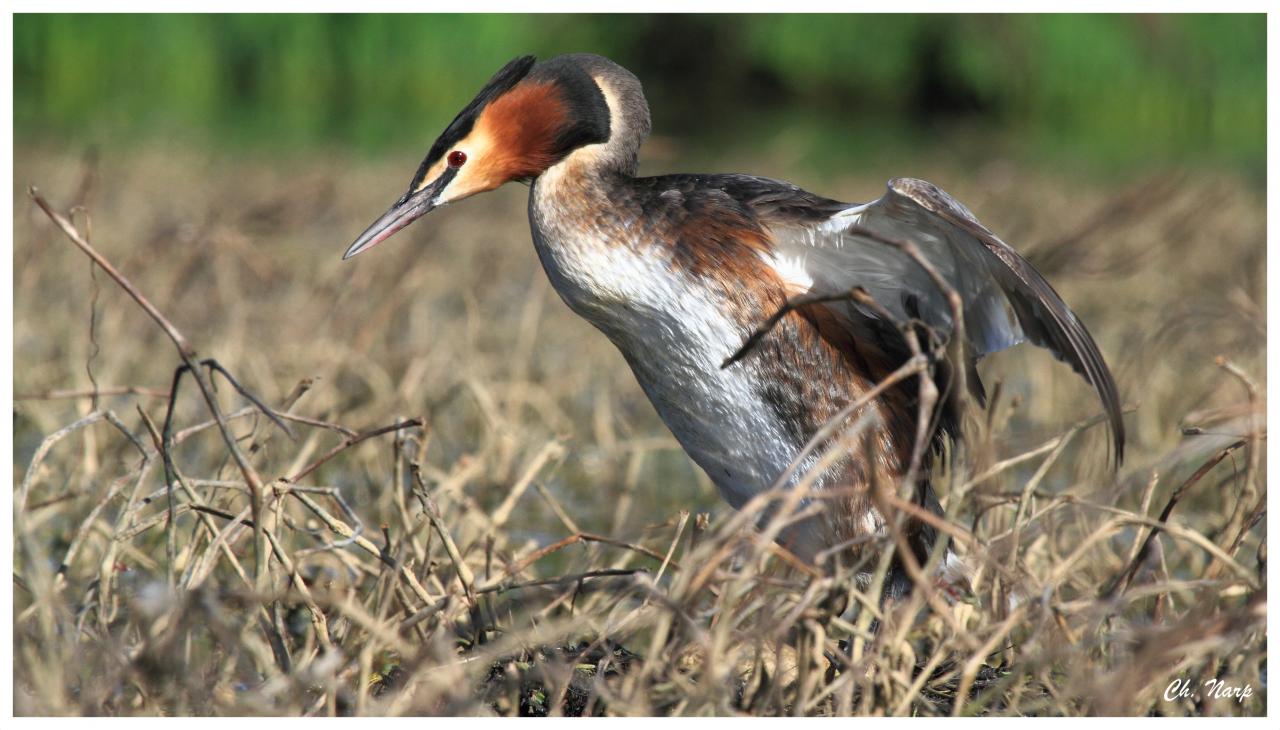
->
[14,14,1265,175]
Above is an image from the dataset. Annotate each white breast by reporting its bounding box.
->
[528,178,845,559]
[528,201,806,509]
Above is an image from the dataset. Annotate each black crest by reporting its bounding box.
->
[409,55,537,191]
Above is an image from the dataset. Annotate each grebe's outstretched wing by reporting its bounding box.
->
[761,177,1124,462]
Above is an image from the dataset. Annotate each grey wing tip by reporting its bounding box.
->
[1077,333,1125,469]
[1101,377,1126,469]
[1106,385,1126,469]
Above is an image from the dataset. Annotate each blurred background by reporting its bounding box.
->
[12,15,1267,715]
[15,14,1266,176]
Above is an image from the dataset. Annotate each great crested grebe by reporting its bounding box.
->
[342,54,1124,599]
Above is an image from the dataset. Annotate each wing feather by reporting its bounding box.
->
[763,177,1125,462]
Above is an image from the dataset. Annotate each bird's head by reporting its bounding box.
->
[343,54,647,259]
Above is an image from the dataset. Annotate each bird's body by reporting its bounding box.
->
[344,53,1124,598]
[530,167,911,564]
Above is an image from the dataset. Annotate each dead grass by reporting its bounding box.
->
[12,142,1266,716]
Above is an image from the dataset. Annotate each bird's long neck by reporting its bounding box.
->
[526,65,647,239]
[527,63,653,256]
[533,160,632,222]
[525,59,653,266]
[526,155,648,324]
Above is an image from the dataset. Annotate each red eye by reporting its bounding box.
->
[447,150,467,168]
